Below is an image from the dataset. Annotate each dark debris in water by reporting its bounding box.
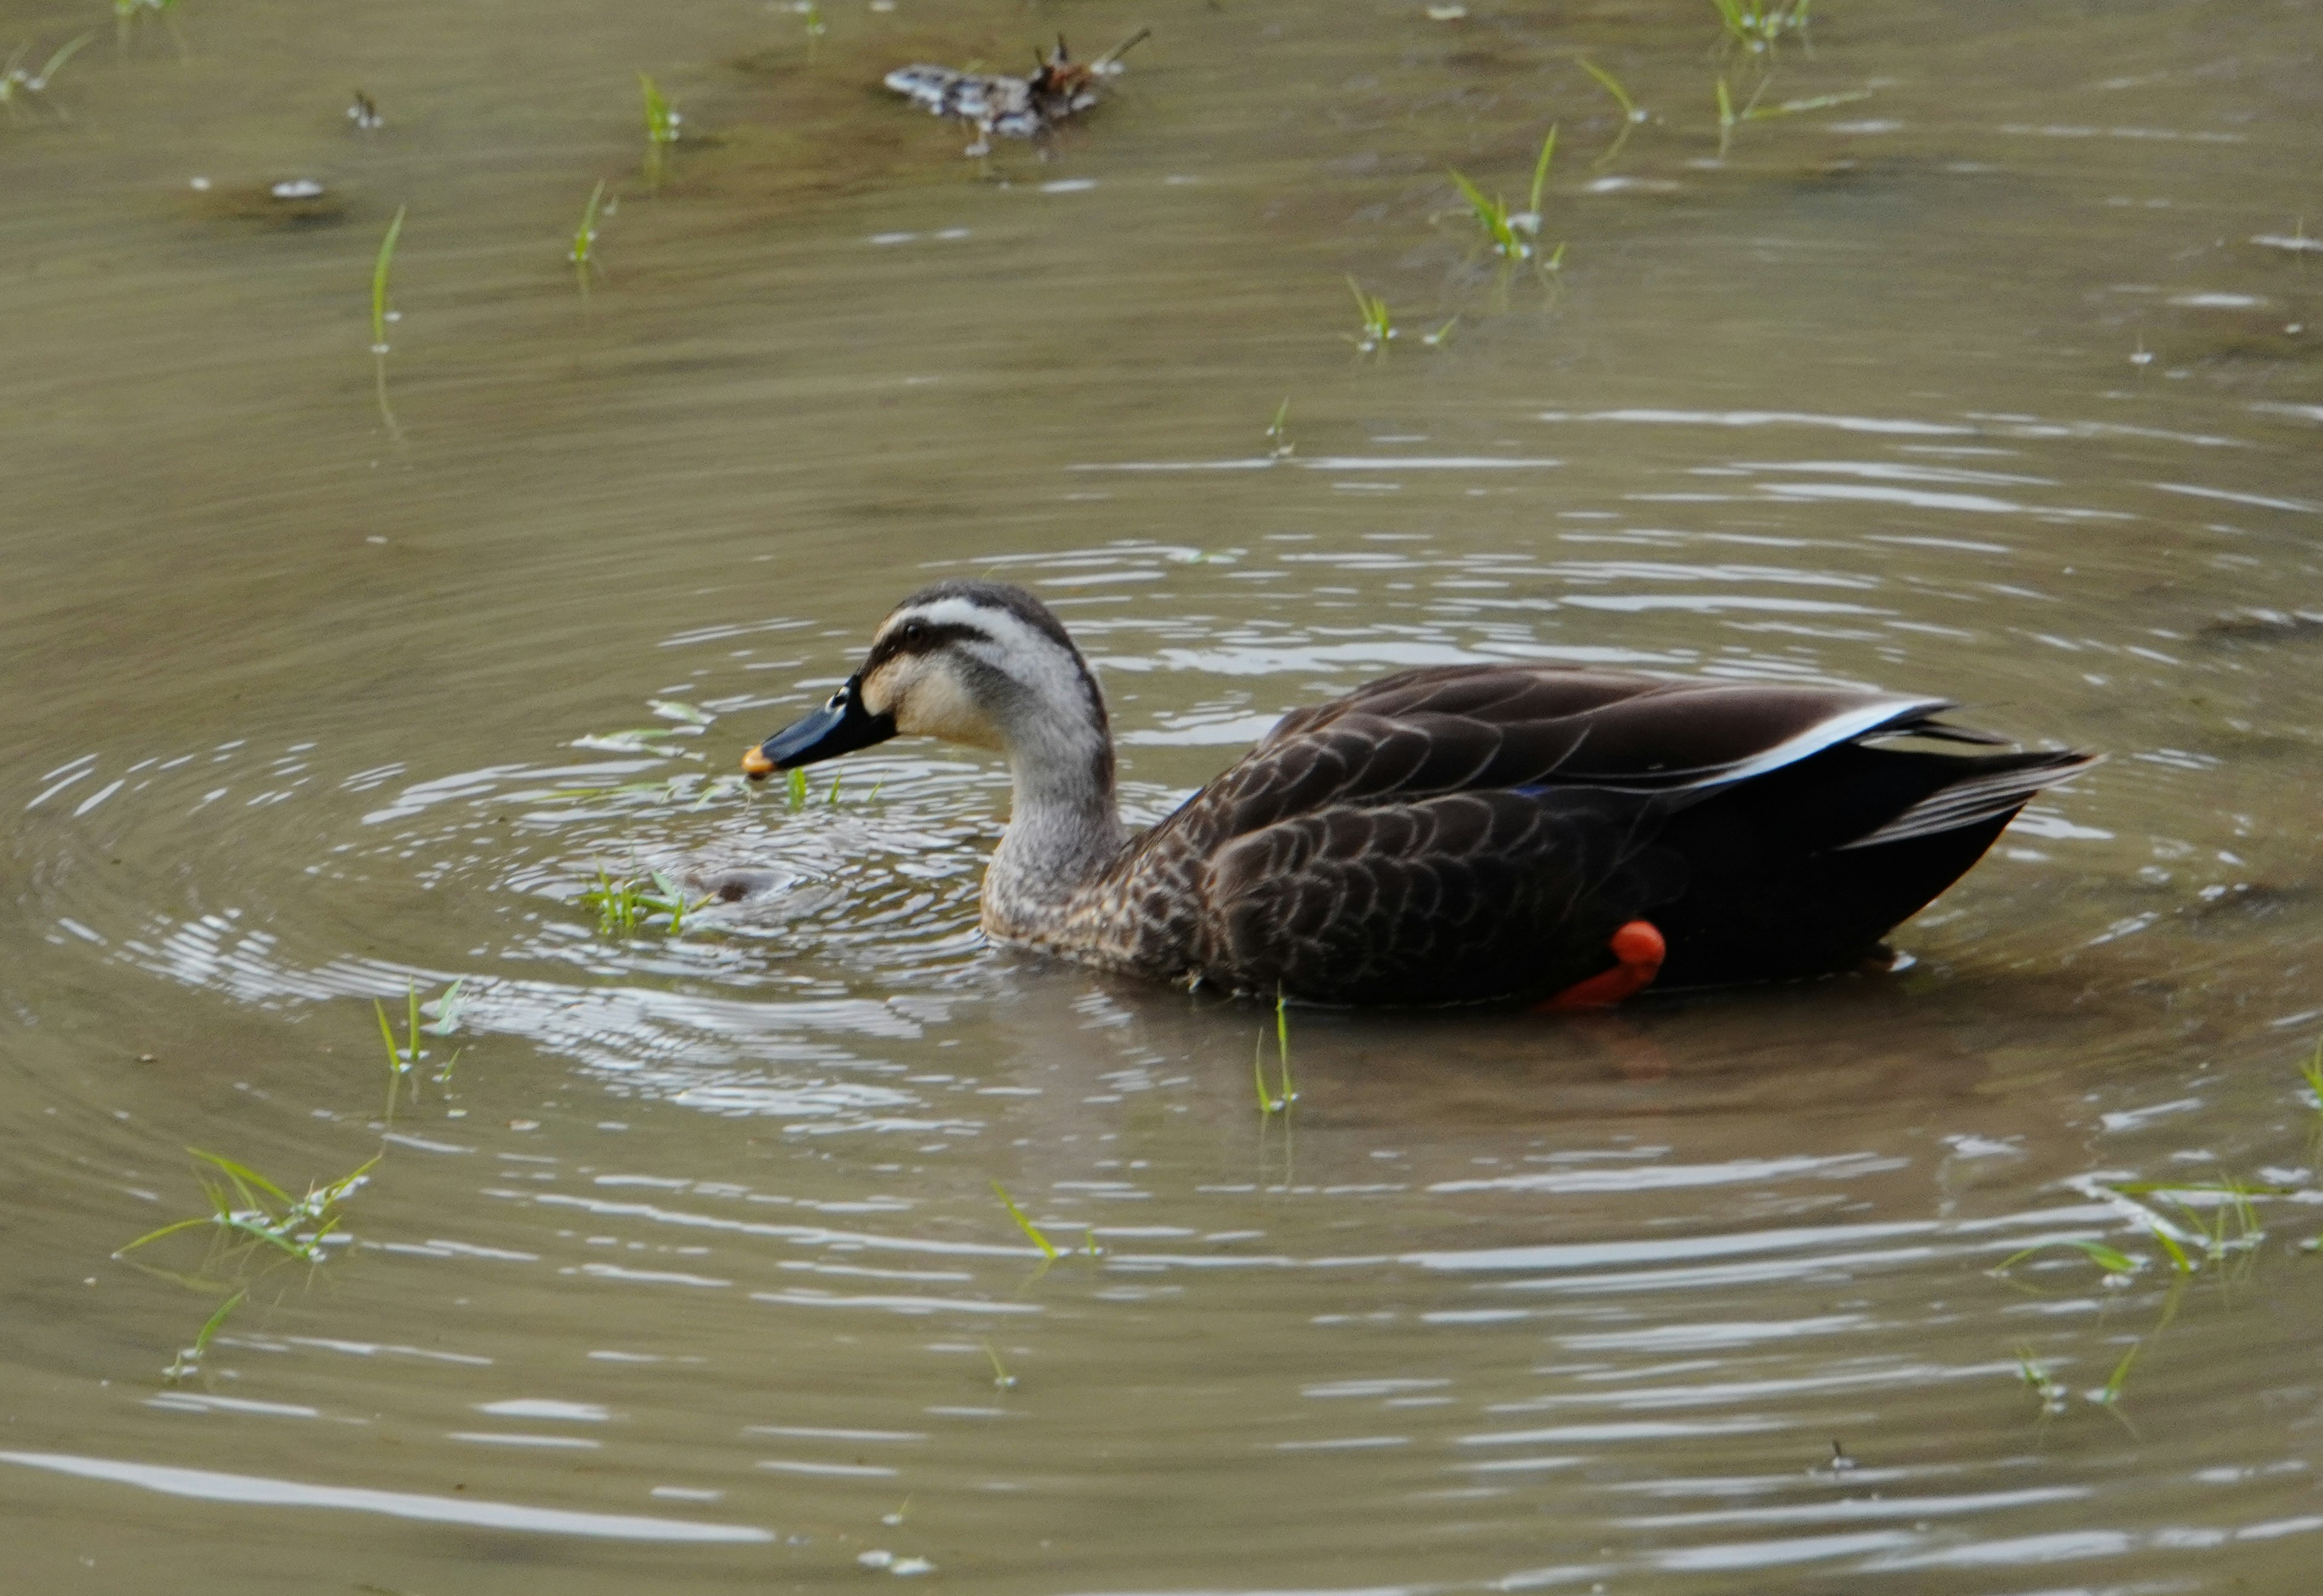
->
[2201,607,2323,643]
[705,868,783,904]
[186,178,348,229]
[883,28,1149,155]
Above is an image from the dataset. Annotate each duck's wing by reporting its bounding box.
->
[1221,663,1955,824]
[1112,664,2068,1002]
[1192,785,1677,1005]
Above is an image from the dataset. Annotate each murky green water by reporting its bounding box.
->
[7,0,2323,1589]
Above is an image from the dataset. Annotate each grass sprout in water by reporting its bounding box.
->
[1716,75,1873,158]
[117,1149,377,1266]
[569,179,608,302]
[369,204,407,436]
[1253,989,1297,1115]
[113,0,186,57]
[991,1181,1059,1260]
[1265,396,1294,460]
[116,1148,379,1383]
[2298,1037,2323,1164]
[582,865,712,937]
[2015,1346,2068,1418]
[373,979,463,1119]
[165,1288,245,1384]
[982,1341,1016,1390]
[1577,59,1648,168]
[1346,276,1395,354]
[1,32,94,118]
[2105,1178,2287,1278]
[1710,0,1812,59]
[1445,126,1561,268]
[1993,1236,2142,1285]
[640,73,682,190]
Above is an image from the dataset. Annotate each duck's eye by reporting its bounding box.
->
[900,620,929,646]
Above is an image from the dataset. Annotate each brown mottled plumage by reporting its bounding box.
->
[745,582,2099,1007]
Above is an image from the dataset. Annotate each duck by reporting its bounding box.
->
[739,580,2098,1008]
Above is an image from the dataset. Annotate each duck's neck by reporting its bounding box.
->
[982,709,1127,939]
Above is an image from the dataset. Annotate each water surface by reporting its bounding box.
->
[6,0,2323,1591]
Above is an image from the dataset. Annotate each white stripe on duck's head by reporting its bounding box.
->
[743,582,1114,795]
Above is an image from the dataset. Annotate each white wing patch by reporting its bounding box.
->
[1711,697,1951,785]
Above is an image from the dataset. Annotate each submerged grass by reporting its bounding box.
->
[1993,1236,2141,1280]
[1710,0,1812,59]
[640,73,681,190]
[982,1341,1017,1390]
[991,1181,1059,1260]
[113,0,186,57]
[369,205,407,437]
[2299,1038,2323,1161]
[2106,1178,2286,1278]
[1254,989,1298,1115]
[163,1287,245,1383]
[1716,76,1874,158]
[117,1147,379,1383]
[118,1149,378,1270]
[1445,126,1563,269]
[1577,59,1648,168]
[1346,276,1395,354]
[2014,1346,2067,1417]
[569,179,607,302]
[1265,396,1293,460]
[581,865,711,937]
[1,31,94,116]
[373,979,463,1119]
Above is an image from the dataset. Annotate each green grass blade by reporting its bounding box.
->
[370,205,405,353]
[1274,989,1295,1108]
[990,1181,1058,1259]
[1993,1237,2138,1276]
[1527,124,1558,218]
[1446,168,1513,252]
[1577,58,1636,120]
[983,1341,1016,1389]
[191,1288,245,1356]
[38,30,96,86]
[1744,88,1873,122]
[189,1150,292,1205]
[374,997,402,1066]
[2149,1225,2194,1276]
[115,1216,213,1255]
[570,178,606,266]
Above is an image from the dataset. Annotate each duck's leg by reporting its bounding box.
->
[1537,920,1666,1011]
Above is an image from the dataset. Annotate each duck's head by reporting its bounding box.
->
[741,581,1112,786]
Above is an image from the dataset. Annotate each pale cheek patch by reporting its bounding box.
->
[895,665,1005,750]
[859,660,903,718]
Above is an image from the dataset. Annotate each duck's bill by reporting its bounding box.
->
[740,676,897,778]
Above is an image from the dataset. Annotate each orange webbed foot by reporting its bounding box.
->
[1537,919,1666,1012]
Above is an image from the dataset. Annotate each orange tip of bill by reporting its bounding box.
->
[740,746,774,778]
